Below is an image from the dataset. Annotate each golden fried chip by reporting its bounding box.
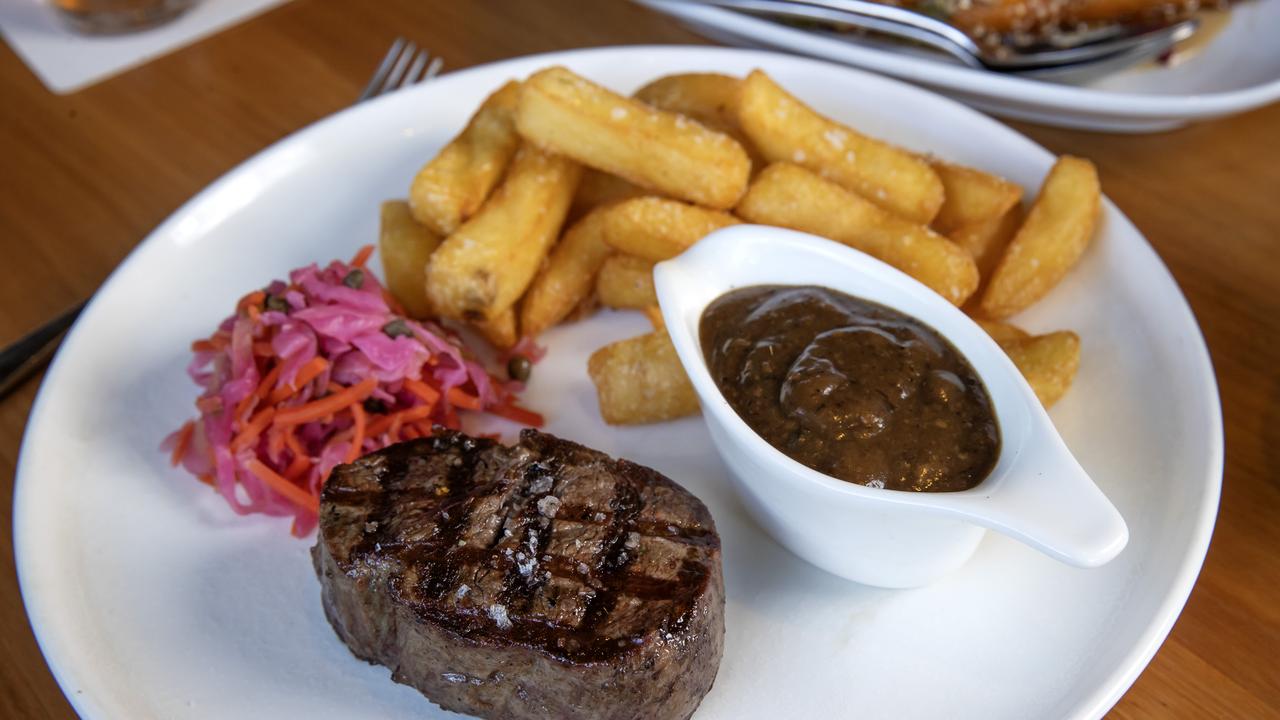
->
[736,163,978,305]
[520,210,614,337]
[979,156,1100,319]
[599,197,740,262]
[1001,330,1081,408]
[409,81,522,236]
[587,331,699,425]
[516,66,750,209]
[930,160,1022,235]
[596,255,657,309]
[737,69,943,223]
[424,144,581,322]
[378,200,441,319]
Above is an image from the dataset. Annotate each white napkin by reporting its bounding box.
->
[0,0,291,94]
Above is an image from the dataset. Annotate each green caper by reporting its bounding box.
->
[382,318,413,338]
[343,269,365,289]
[264,294,289,313]
[507,354,532,383]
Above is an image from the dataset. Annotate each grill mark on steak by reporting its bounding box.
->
[416,443,488,600]
[319,429,721,666]
[496,459,560,611]
[573,478,642,646]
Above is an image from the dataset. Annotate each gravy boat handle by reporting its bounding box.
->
[950,415,1129,567]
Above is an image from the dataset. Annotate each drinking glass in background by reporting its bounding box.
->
[50,0,197,35]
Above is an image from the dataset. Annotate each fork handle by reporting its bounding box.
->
[0,301,85,401]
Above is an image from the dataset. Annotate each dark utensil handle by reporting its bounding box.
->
[0,301,87,401]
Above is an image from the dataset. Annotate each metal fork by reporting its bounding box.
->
[0,40,445,403]
[676,0,1197,82]
[358,38,444,102]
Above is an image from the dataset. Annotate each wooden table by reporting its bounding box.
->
[1,0,1276,717]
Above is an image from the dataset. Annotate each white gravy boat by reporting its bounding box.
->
[655,225,1128,588]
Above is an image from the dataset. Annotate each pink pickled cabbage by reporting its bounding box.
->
[162,248,542,537]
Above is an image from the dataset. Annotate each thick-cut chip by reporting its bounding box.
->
[632,73,764,170]
[599,197,740,262]
[979,156,1100,319]
[520,210,614,337]
[736,163,978,305]
[587,331,699,425]
[516,66,750,209]
[378,200,441,319]
[569,169,650,221]
[975,318,1031,344]
[424,144,581,322]
[930,160,1022,235]
[633,73,742,134]
[409,81,522,236]
[1000,330,1081,408]
[737,70,943,223]
[472,306,518,350]
[952,203,1024,286]
[597,255,657,309]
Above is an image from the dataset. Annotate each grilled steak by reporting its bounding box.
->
[312,429,724,720]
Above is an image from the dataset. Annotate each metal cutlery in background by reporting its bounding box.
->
[0,302,84,402]
[0,39,444,404]
[678,0,1198,83]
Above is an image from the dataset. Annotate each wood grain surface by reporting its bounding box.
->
[1,1,1276,718]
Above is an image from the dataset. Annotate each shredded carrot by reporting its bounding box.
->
[281,431,311,479]
[283,428,306,456]
[196,473,215,487]
[252,341,274,356]
[283,453,311,481]
[169,421,195,467]
[237,290,266,314]
[235,365,281,419]
[402,425,421,440]
[446,386,483,410]
[350,245,375,268]
[254,365,281,401]
[490,403,545,427]
[404,378,441,406]
[196,396,223,414]
[346,404,367,464]
[269,356,328,403]
[275,378,378,426]
[383,290,408,317]
[191,339,219,353]
[267,427,287,461]
[230,407,276,452]
[365,403,433,437]
[245,459,317,512]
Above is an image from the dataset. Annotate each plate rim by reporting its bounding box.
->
[636,0,1280,119]
[12,44,1224,720]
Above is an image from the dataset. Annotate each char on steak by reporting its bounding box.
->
[312,429,724,720]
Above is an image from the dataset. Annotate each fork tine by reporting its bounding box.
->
[378,40,417,96]
[358,38,406,102]
[423,56,445,82]
[400,50,429,90]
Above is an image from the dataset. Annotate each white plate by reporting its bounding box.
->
[638,0,1280,131]
[15,46,1222,719]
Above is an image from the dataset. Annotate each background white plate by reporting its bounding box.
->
[14,46,1222,719]
[638,0,1280,132]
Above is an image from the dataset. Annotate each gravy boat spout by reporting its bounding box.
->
[655,225,1128,588]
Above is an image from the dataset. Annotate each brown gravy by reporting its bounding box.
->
[700,285,999,492]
